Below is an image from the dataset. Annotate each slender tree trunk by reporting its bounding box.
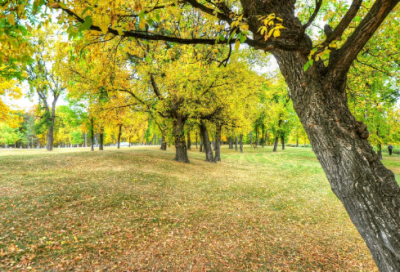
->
[195,132,198,149]
[117,124,122,149]
[240,134,243,153]
[199,121,214,162]
[90,118,94,151]
[46,107,56,151]
[281,136,285,150]
[215,124,222,161]
[85,133,87,147]
[261,128,265,148]
[377,143,383,160]
[173,114,189,163]
[256,130,259,147]
[235,136,238,151]
[99,128,104,151]
[187,129,191,150]
[265,130,268,147]
[273,134,280,153]
[249,131,253,146]
[296,138,299,147]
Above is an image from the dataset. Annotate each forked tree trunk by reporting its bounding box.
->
[215,124,222,161]
[281,136,285,150]
[99,128,104,151]
[240,134,243,153]
[117,124,122,149]
[160,135,167,150]
[199,121,215,162]
[173,114,189,163]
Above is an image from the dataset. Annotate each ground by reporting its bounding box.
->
[2,145,399,271]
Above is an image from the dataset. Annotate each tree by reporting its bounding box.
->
[56,1,400,268]
[26,28,68,151]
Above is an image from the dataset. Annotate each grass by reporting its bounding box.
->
[2,145,398,271]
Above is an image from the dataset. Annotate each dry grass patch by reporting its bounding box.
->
[0,146,384,271]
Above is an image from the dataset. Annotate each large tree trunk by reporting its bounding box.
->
[215,124,222,161]
[117,124,122,149]
[173,114,189,163]
[99,128,104,151]
[240,134,243,153]
[199,121,215,162]
[160,135,167,150]
[273,49,400,270]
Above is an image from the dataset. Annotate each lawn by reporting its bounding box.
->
[2,145,397,271]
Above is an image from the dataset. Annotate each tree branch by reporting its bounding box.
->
[323,0,363,46]
[61,7,302,52]
[301,0,323,32]
[330,0,399,78]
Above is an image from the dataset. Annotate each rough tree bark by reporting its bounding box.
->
[199,121,215,162]
[215,124,222,161]
[239,1,400,268]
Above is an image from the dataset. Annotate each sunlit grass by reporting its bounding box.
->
[1,145,391,271]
